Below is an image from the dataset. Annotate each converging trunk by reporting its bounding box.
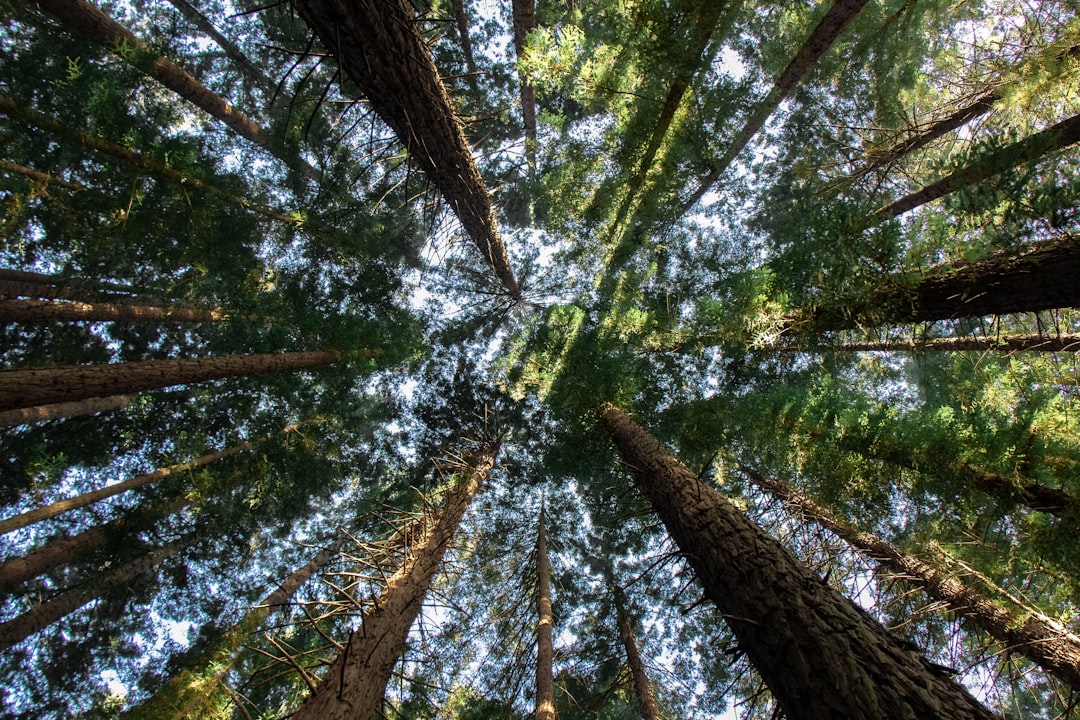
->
[511,0,538,175]
[292,445,499,720]
[535,506,556,720]
[743,466,1080,688]
[615,591,661,720]
[599,403,993,720]
[0,394,134,428]
[0,298,228,324]
[773,333,1080,354]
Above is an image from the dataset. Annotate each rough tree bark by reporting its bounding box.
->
[772,334,1080,354]
[535,505,556,720]
[0,351,341,412]
[743,466,1080,688]
[612,583,661,720]
[511,0,538,176]
[0,298,228,323]
[296,0,521,299]
[292,445,499,720]
[0,394,134,428]
[599,403,993,720]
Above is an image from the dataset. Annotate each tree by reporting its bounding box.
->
[534,505,555,720]
[0,394,134,428]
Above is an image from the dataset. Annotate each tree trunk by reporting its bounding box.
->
[452,0,479,89]
[535,506,556,720]
[0,298,228,323]
[0,93,302,225]
[872,113,1080,223]
[0,495,190,591]
[0,268,147,302]
[0,540,185,652]
[31,0,319,181]
[599,403,993,720]
[0,427,295,535]
[292,445,499,720]
[121,534,345,720]
[511,0,538,177]
[296,0,521,299]
[0,351,340,412]
[773,333,1080,354]
[802,236,1080,331]
[0,159,87,191]
[680,0,869,213]
[614,590,661,720]
[0,394,134,428]
[743,466,1080,688]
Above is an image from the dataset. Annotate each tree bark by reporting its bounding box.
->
[0,540,184,652]
[535,506,556,720]
[0,394,134,428]
[31,0,319,181]
[0,159,87,191]
[681,0,869,213]
[292,445,499,720]
[0,298,228,323]
[773,333,1080,354]
[743,466,1080,688]
[0,351,340,412]
[511,0,538,176]
[872,113,1080,223]
[599,403,993,720]
[296,0,520,299]
[615,592,661,720]
[452,0,479,87]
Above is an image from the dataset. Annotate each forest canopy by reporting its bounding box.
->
[1,0,1080,718]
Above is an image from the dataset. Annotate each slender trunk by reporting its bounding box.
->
[0,394,134,428]
[0,159,87,191]
[292,445,499,720]
[614,592,660,720]
[0,428,294,536]
[773,333,1080,354]
[0,495,189,591]
[0,93,302,225]
[599,403,993,720]
[0,268,145,300]
[452,0,479,88]
[0,298,228,323]
[31,0,319,181]
[872,113,1080,223]
[0,540,185,652]
[511,0,538,176]
[743,466,1080,688]
[0,351,341,412]
[296,0,520,299]
[535,506,556,720]
[121,535,345,720]
[681,0,869,213]
[801,236,1080,331]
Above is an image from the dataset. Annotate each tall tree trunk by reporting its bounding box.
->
[680,0,869,213]
[872,113,1080,223]
[0,495,190,591]
[511,0,538,177]
[0,540,185,652]
[122,534,345,720]
[31,0,319,181]
[0,159,88,191]
[0,427,295,535]
[800,236,1080,332]
[772,333,1080,354]
[0,394,134,428]
[599,403,993,720]
[452,0,479,89]
[292,445,499,720]
[0,93,303,225]
[535,505,556,720]
[612,585,660,720]
[0,351,341,412]
[0,298,228,323]
[743,466,1080,688]
[296,0,521,299]
[0,268,146,302]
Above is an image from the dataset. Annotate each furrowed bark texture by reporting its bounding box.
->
[32,0,319,180]
[0,298,226,323]
[681,0,868,212]
[0,541,183,652]
[599,403,993,720]
[0,350,340,411]
[535,507,555,720]
[744,467,1080,688]
[0,394,133,428]
[292,445,498,720]
[873,113,1080,222]
[296,0,520,299]
[775,333,1080,354]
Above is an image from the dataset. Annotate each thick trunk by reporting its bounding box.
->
[0,428,293,535]
[0,495,189,591]
[681,0,869,213]
[774,333,1080,354]
[803,237,1080,331]
[0,540,184,652]
[872,113,1080,223]
[0,351,340,412]
[0,298,227,323]
[0,93,302,225]
[535,507,556,720]
[599,403,993,720]
[296,0,520,299]
[122,535,345,720]
[292,445,498,720]
[0,394,134,428]
[511,0,538,175]
[744,467,1080,688]
[31,0,319,181]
